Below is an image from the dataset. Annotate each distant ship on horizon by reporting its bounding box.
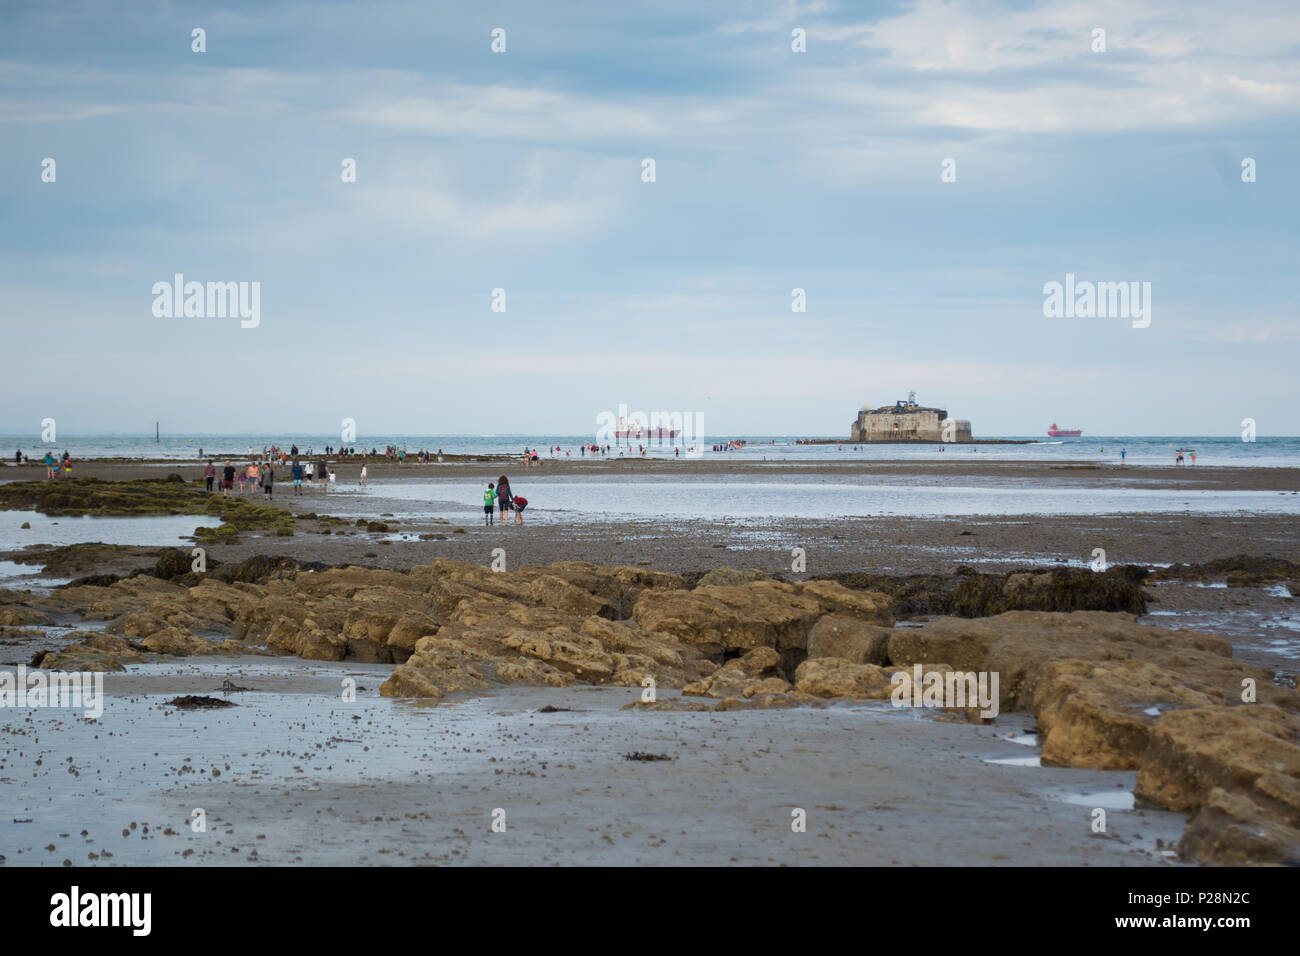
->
[614,417,679,439]
[1047,423,1083,438]
[615,427,679,439]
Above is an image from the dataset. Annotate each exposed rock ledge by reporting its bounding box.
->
[4,557,1297,864]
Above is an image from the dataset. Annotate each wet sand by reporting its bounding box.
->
[1,660,1188,867]
[10,457,1300,492]
[5,459,1298,580]
[1,458,1295,867]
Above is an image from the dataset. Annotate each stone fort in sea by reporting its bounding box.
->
[850,392,973,443]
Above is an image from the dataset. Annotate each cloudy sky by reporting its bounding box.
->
[2,0,1297,438]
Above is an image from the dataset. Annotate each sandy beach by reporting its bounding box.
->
[6,459,1296,593]
[1,457,1298,867]
[1,665,1187,867]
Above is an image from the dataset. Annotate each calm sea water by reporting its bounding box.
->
[0,434,1295,468]
[349,476,1300,523]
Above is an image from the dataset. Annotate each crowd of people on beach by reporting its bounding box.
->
[205,455,341,499]
[524,442,701,460]
[194,444,445,464]
[40,450,74,478]
[11,449,77,477]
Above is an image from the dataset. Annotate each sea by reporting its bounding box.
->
[0,433,1295,468]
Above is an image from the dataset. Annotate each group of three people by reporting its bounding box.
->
[484,475,527,525]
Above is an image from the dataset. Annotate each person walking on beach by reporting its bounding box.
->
[1175,450,1184,466]
[360,464,367,489]
[222,461,235,496]
[291,458,304,495]
[1190,450,1196,465]
[262,462,275,499]
[318,457,329,492]
[484,482,497,525]
[496,475,513,526]
[247,461,260,494]
[304,459,314,486]
[44,451,55,479]
[204,459,216,493]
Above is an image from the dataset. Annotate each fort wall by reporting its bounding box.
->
[850,405,973,443]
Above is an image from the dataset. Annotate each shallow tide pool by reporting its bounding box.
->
[0,510,221,553]
[332,476,1300,524]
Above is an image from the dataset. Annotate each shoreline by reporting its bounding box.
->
[6,457,1299,491]
[2,464,1297,867]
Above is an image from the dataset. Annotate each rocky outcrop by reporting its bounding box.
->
[10,554,1299,864]
[633,581,825,657]
[632,579,892,660]
[1137,706,1300,864]
[806,614,892,665]
[681,647,793,701]
[811,565,1149,618]
[381,595,716,699]
[31,631,249,670]
[1153,554,1300,589]
[887,611,1254,709]
[693,567,769,588]
[1178,787,1300,865]
[1136,707,1300,813]
[793,658,894,699]
[1028,659,1220,769]
[0,476,294,538]
[520,561,686,618]
[0,605,50,627]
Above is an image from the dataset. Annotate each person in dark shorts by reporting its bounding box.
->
[496,475,513,525]
[221,461,235,496]
[204,459,216,493]
[483,482,496,525]
[291,458,304,495]
[512,495,527,526]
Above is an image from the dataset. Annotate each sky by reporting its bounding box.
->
[1,0,1297,439]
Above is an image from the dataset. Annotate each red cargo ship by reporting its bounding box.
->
[1047,423,1082,438]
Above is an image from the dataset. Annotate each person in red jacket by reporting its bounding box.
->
[512,495,528,526]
